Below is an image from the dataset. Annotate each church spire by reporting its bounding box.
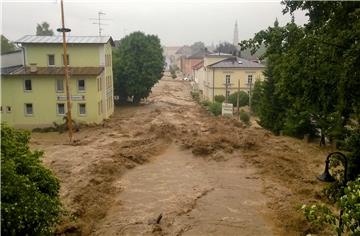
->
[233,20,239,49]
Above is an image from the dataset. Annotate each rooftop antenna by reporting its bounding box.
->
[89,11,111,36]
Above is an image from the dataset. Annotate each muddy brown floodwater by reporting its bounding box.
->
[31,78,334,235]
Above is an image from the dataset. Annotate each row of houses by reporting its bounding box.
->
[1,35,115,128]
[192,52,265,101]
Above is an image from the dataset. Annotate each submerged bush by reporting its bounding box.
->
[239,110,250,125]
[209,102,222,116]
[1,123,62,235]
[214,95,225,103]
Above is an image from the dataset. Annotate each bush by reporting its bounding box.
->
[190,91,200,102]
[228,91,249,107]
[214,95,225,103]
[239,110,250,125]
[1,123,62,235]
[201,100,211,107]
[209,102,222,116]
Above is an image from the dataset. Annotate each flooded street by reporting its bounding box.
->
[94,145,271,235]
[31,78,329,235]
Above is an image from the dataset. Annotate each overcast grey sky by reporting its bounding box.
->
[1,0,308,46]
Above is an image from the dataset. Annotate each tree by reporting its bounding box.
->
[1,123,62,235]
[36,22,54,36]
[113,31,164,103]
[1,35,16,54]
[215,42,238,55]
[228,91,249,107]
[190,41,206,54]
[250,80,263,115]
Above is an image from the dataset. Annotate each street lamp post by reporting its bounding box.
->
[317,151,348,236]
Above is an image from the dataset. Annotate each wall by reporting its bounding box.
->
[202,67,264,101]
[1,51,23,67]
[1,74,102,128]
[24,44,100,67]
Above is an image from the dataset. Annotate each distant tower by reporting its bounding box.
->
[233,20,239,50]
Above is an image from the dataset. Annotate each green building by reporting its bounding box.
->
[1,35,115,128]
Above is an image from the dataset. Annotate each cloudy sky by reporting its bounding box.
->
[1,0,308,46]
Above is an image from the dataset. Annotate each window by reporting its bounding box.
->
[225,75,231,84]
[247,75,253,85]
[24,79,32,91]
[97,77,102,91]
[25,103,33,116]
[78,79,85,92]
[62,54,70,65]
[48,54,55,66]
[226,90,230,98]
[56,79,64,92]
[98,101,102,115]
[79,103,86,115]
[0,106,2,112]
[57,103,65,115]
[6,106,12,113]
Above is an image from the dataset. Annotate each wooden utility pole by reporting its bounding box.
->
[236,79,240,116]
[59,0,73,142]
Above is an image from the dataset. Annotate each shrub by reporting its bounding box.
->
[239,110,250,125]
[1,123,62,235]
[214,95,225,103]
[190,91,200,102]
[228,91,249,107]
[201,100,211,107]
[209,102,222,116]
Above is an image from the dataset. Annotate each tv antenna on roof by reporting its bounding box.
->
[89,11,111,36]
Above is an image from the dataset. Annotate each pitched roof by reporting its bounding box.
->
[192,60,204,70]
[15,35,115,46]
[1,65,23,75]
[208,57,265,69]
[1,66,104,76]
[187,50,208,59]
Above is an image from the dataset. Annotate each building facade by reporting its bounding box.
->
[1,35,115,128]
[193,53,265,101]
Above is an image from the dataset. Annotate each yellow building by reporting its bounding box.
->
[1,35,115,128]
[193,53,265,101]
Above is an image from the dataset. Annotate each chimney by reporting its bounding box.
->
[30,63,37,73]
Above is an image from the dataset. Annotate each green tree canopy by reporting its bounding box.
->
[113,31,164,103]
[1,35,16,54]
[1,124,62,235]
[36,22,54,36]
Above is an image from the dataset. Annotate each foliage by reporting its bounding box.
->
[250,80,263,115]
[36,22,54,36]
[113,32,164,103]
[169,64,178,79]
[1,123,62,235]
[1,35,16,54]
[190,91,200,103]
[201,100,211,107]
[228,91,249,108]
[214,95,225,103]
[190,41,206,55]
[342,126,360,180]
[215,42,238,55]
[239,110,250,125]
[208,102,222,116]
[301,177,360,235]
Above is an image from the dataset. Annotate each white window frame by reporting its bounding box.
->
[56,79,64,93]
[225,75,231,84]
[247,74,253,85]
[78,79,85,92]
[48,54,55,66]
[24,103,33,116]
[78,103,86,116]
[57,103,65,116]
[24,79,32,92]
